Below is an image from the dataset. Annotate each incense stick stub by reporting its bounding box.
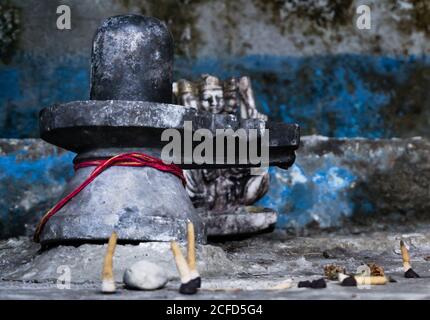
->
[400,240,411,271]
[101,232,118,293]
[171,241,192,283]
[187,222,196,271]
[171,240,198,295]
[268,280,293,290]
[339,272,388,286]
[355,276,388,286]
[187,221,201,288]
[400,240,420,278]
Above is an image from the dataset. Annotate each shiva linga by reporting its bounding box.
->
[35,14,300,246]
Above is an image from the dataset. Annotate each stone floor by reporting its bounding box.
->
[1,225,430,299]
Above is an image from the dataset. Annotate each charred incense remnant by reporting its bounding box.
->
[338,273,388,286]
[404,269,420,278]
[400,240,420,278]
[171,241,198,295]
[323,264,346,280]
[187,221,201,288]
[268,280,294,290]
[338,273,357,287]
[297,278,326,289]
[101,232,118,293]
[355,276,388,285]
[367,263,385,276]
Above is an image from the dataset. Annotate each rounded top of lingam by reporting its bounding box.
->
[90,14,174,103]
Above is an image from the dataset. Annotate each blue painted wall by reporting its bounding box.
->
[258,164,357,229]
[0,54,90,138]
[0,141,74,238]
[176,55,430,138]
[2,53,429,138]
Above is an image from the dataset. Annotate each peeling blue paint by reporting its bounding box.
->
[176,54,430,138]
[0,152,74,184]
[0,54,89,138]
[1,53,430,139]
[257,163,357,228]
[0,146,74,237]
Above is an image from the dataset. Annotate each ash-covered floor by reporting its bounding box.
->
[1,223,430,300]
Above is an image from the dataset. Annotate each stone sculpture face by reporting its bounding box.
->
[177,79,199,109]
[181,92,199,109]
[199,75,224,114]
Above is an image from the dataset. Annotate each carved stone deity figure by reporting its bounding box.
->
[199,74,225,114]
[175,79,199,109]
[238,76,268,121]
[223,77,241,118]
[173,75,270,232]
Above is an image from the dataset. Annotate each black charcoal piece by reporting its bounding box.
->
[298,278,326,289]
[341,276,357,287]
[404,268,420,278]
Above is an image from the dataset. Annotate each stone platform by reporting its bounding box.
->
[1,224,430,299]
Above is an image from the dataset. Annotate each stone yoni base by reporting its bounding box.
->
[201,206,277,237]
[40,165,206,245]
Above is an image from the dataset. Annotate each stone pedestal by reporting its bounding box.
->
[40,166,205,244]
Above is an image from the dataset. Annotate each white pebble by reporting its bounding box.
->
[123,260,168,290]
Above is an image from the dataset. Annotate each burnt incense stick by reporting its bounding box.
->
[400,240,420,278]
[171,241,198,294]
[338,272,388,286]
[400,240,411,270]
[101,231,118,293]
[338,273,357,286]
[268,281,294,290]
[355,276,388,285]
[187,221,201,288]
[297,278,327,289]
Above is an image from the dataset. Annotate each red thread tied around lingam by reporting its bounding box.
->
[33,152,185,243]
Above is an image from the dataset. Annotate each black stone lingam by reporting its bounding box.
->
[38,14,299,245]
[90,15,173,103]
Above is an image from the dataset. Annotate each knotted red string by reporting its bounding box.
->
[33,152,185,243]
